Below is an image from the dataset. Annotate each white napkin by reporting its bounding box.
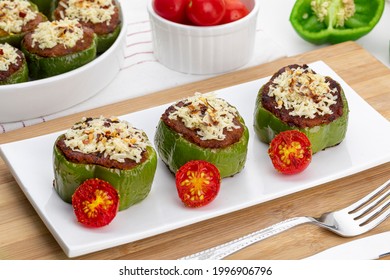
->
[0,0,287,134]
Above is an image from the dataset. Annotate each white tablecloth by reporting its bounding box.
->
[0,0,287,133]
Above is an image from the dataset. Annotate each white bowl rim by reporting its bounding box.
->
[147,0,260,33]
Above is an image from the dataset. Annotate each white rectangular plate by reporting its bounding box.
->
[1,61,390,258]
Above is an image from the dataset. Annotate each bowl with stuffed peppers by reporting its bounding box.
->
[0,0,126,122]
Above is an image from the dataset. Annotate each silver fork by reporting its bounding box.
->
[180,178,390,260]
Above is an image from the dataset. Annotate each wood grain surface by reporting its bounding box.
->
[0,41,389,260]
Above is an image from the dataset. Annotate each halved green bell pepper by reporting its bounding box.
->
[290,0,385,45]
[253,86,349,154]
[0,59,29,85]
[53,136,158,211]
[21,34,97,79]
[154,118,249,178]
[0,2,48,48]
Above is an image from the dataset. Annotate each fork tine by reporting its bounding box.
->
[349,188,390,219]
[360,205,390,231]
[344,179,390,213]
[357,199,390,226]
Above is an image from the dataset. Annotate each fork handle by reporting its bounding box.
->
[180,216,311,260]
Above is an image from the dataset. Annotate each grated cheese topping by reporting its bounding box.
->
[0,43,21,71]
[64,116,151,163]
[57,0,116,25]
[268,66,338,119]
[0,0,38,34]
[168,93,241,141]
[31,18,84,49]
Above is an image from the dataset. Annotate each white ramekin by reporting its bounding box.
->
[148,0,260,75]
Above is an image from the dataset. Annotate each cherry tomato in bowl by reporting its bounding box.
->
[268,130,312,175]
[221,0,249,24]
[175,160,221,207]
[72,178,119,227]
[153,0,188,23]
[186,0,226,26]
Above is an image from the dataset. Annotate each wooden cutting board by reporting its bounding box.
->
[0,41,389,260]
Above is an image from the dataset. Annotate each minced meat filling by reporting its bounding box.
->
[22,19,95,57]
[162,93,244,149]
[57,116,151,170]
[261,64,344,128]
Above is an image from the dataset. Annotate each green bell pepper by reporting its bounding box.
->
[21,34,97,79]
[290,0,385,45]
[154,119,249,178]
[0,2,48,48]
[253,85,349,154]
[0,31,25,49]
[53,136,158,211]
[96,24,121,54]
[29,0,55,17]
[0,58,29,85]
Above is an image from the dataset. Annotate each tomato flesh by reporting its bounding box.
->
[176,160,221,207]
[72,178,119,227]
[186,0,226,26]
[221,0,249,24]
[268,130,312,175]
[153,0,188,23]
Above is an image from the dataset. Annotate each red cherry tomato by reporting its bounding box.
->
[221,0,249,24]
[72,178,119,227]
[268,130,312,175]
[186,0,226,26]
[153,0,188,23]
[175,160,221,207]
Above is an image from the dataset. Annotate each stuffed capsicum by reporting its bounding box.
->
[253,64,349,154]
[0,43,29,85]
[290,0,385,45]
[0,0,47,47]
[53,116,158,211]
[52,0,121,53]
[21,18,97,79]
[155,93,249,178]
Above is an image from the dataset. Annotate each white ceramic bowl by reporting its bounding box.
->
[0,0,126,123]
[148,0,260,75]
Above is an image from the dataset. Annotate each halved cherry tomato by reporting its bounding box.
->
[220,0,249,24]
[153,0,188,23]
[175,160,221,207]
[186,0,226,26]
[72,178,119,227]
[268,130,312,175]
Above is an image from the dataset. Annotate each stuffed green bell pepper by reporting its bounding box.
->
[0,43,29,85]
[155,93,249,178]
[253,64,349,154]
[52,0,122,53]
[21,18,97,79]
[290,0,385,45]
[0,0,48,48]
[53,116,158,211]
